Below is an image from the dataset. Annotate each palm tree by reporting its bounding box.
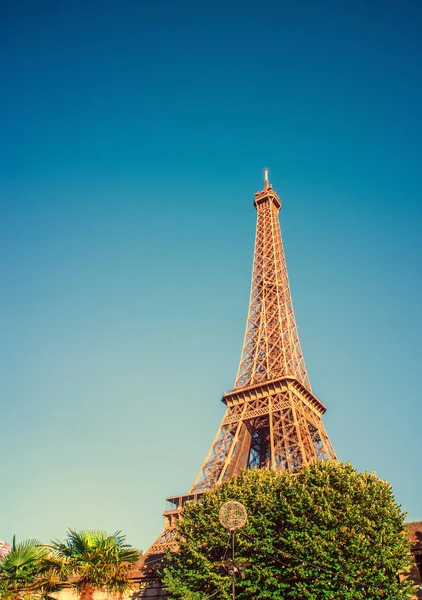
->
[49,530,140,600]
[0,536,48,600]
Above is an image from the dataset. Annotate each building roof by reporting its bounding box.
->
[406,522,422,549]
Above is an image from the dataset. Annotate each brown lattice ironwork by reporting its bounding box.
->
[235,178,310,390]
[144,170,336,558]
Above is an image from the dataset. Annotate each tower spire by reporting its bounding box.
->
[235,171,310,390]
[264,167,269,189]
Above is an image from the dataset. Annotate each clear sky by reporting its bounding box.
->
[1,0,421,551]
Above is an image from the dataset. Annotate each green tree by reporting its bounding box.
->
[49,530,140,600]
[164,461,413,599]
[0,537,49,600]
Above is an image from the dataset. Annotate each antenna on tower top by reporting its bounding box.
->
[264,168,269,190]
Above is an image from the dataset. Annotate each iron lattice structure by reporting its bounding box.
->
[145,170,336,559]
[234,182,310,391]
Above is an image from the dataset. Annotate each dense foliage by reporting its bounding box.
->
[49,529,141,600]
[0,530,140,600]
[164,461,413,599]
[0,537,49,600]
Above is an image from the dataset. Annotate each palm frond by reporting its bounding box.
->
[46,529,141,595]
[0,539,47,569]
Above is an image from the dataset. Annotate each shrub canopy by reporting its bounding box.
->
[164,461,413,599]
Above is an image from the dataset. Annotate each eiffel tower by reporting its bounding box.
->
[143,169,336,565]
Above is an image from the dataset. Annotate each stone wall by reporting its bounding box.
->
[132,579,167,600]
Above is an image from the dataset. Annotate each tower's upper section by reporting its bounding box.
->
[234,170,311,390]
[254,168,282,211]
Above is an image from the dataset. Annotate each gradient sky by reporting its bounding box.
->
[1,0,421,551]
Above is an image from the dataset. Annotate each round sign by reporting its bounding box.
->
[219,501,247,531]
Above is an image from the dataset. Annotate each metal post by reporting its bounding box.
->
[232,530,236,600]
[218,502,247,600]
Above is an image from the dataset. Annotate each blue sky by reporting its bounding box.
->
[1,0,421,550]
